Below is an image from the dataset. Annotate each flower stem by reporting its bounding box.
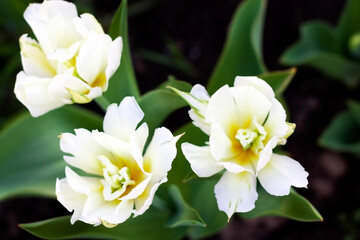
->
[95,96,112,112]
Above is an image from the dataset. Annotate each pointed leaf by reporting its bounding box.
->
[319,110,360,156]
[104,0,140,105]
[207,0,267,94]
[240,187,323,222]
[20,208,186,240]
[0,106,102,200]
[258,68,296,96]
[166,185,206,228]
[281,21,360,87]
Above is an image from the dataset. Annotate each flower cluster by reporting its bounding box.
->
[171,76,309,218]
[15,0,122,117]
[56,97,181,227]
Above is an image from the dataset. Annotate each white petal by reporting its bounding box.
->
[256,137,278,173]
[19,34,55,77]
[73,13,104,38]
[234,76,275,100]
[87,199,133,225]
[209,122,235,160]
[263,99,289,140]
[132,123,149,152]
[76,34,112,85]
[258,154,309,196]
[60,129,105,175]
[120,176,151,201]
[24,1,80,54]
[105,37,123,88]
[14,72,64,117]
[65,167,102,195]
[170,84,211,135]
[56,178,86,224]
[103,97,145,142]
[214,171,258,219]
[181,143,223,177]
[143,127,180,182]
[219,160,254,175]
[206,85,237,133]
[48,74,91,103]
[133,178,167,217]
[230,86,272,129]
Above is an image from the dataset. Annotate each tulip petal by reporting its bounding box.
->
[76,34,112,85]
[60,129,105,175]
[143,127,180,182]
[14,72,64,117]
[214,171,258,218]
[105,37,123,88]
[133,178,167,217]
[210,122,235,160]
[56,178,86,224]
[19,34,55,77]
[258,154,309,196]
[234,76,275,100]
[103,96,145,142]
[73,13,104,38]
[182,143,223,177]
[263,98,289,140]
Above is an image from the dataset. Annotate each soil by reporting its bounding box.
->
[1,0,360,239]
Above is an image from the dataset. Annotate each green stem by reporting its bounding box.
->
[95,96,112,112]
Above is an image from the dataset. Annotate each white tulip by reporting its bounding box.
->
[56,97,181,227]
[173,76,308,219]
[15,0,122,117]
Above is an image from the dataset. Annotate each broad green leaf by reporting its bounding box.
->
[166,185,206,228]
[258,68,296,96]
[319,111,360,156]
[20,208,186,240]
[186,180,227,239]
[170,124,227,239]
[240,187,323,222]
[0,106,102,200]
[336,0,360,56]
[281,21,360,87]
[104,0,140,105]
[207,0,267,94]
[138,77,192,132]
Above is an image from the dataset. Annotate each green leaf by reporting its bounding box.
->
[104,0,140,105]
[166,185,206,228]
[348,100,360,126]
[258,68,296,96]
[319,110,360,156]
[240,187,323,222]
[138,77,192,132]
[0,106,102,200]
[20,208,186,240]
[281,21,360,87]
[336,0,360,56]
[207,0,267,94]
[186,180,227,239]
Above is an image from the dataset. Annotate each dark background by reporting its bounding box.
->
[1,0,359,239]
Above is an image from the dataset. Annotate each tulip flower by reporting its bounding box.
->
[56,97,181,227]
[171,76,308,219]
[15,0,122,117]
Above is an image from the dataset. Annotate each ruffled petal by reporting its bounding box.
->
[76,34,112,85]
[181,143,224,177]
[143,127,180,182]
[14,72,64,117]
[234,76,275,100]
[104,37,123,89]
[103,97,145,142]
[214,171,258,219]
[19,34,55,77]
[60,129,105,175]
[258,154,309,196]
